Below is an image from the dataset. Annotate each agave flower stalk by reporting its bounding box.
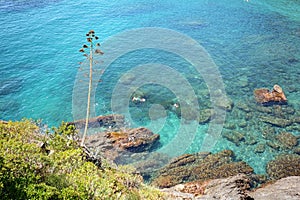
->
[79,30,104,146]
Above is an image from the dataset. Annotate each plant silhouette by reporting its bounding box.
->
[79,30,104,146]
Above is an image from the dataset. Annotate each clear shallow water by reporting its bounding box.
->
[1,0,300,174]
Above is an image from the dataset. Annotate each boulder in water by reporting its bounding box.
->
[254,84,287,104]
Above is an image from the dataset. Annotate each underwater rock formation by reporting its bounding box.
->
[275,132,298,150]
[215,97,234,111]
[253,84,287,104]
[70,114,125,130]
[222,131,245,146]
[266,154,300,180]
[151,150,254,188]
[260,116,293,127]
[198,109,215,124]
[255,143,266,153]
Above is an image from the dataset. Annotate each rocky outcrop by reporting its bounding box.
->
[105,127,160,152]
[84,127,160,163]
[254,84,287,104]
[249,176,300,200]
[161,174,253,200]
[266,154,300,180]
[161,175,300,200]
[152,150,254,188]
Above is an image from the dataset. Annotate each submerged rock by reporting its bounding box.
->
[260,116,293,127]
[222,131,245,146]
[151,150,254,188]
[70,114,125,130]
[238,120,248,128]
[254,105,273,114]
[262,126,276,140]
[253,84,287,104]
[236,102,251,113]
[246,135,258,145]
[275,132,298,150]
[266,154,300,180]
[255,143,266,153]
[215,97,234,111]
[198,109,214,124]
[266,141,280,151]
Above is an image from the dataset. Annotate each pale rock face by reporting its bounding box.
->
[161,175,300,200]
[249,176,300,200]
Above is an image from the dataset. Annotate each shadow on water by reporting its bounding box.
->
[0,78,23,96]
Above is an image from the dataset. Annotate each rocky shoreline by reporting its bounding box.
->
[162,175,300,200]
[76,114,300,199]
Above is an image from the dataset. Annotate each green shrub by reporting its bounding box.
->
[0,119,164,199]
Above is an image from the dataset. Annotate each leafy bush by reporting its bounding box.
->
[0,119,164,199]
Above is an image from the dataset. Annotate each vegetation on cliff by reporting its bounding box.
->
[0,119,163,200]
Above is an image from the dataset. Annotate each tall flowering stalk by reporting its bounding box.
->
[79,30,104,146]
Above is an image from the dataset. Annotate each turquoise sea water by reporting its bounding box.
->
[1,0,300,174]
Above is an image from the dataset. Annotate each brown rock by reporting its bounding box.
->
[84,127,160,163]
[260,116,293,127]
[254,88,270,103]
[222,131,245,146]
[266,154,300,180]
[262,126,276,140]
[266,141,280,150]
[179,180,209,197]
[254,84,287,104]
[161,174,252,200]
[106,127,160,152]
[255,143,265,153]
[152,150,254,188]
[276,132,298,150]
[167,153,200,168]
